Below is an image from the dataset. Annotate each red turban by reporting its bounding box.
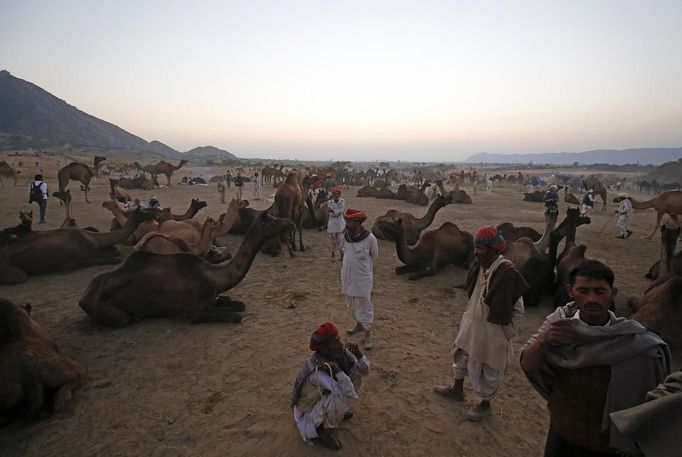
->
[310,322,340,351]
[331,187,341,194]
[474,225,506,252]
[344,208,366,221]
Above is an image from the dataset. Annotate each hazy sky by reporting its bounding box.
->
[2,1,682,161]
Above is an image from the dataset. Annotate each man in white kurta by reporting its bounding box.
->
[326,187,345,258]
[341,208,378,350]
[615,193,634,239]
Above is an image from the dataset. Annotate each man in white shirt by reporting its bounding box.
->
[341,208,378,350]
[326,187,345,259]
[614,193,634,239]
[28,174,48,224]
[290,322,370,451]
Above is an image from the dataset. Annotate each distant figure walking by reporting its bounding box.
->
[217,178,226,204]
[28,174,48,224]
[234,171,244,201]
[581,189,595,216]
[326,187,345,259]
[253,171,262,201]
[614,193,634,239]
[486,176,493,196]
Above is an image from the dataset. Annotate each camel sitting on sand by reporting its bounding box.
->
[0,298,85,423]
[645,217,682,279]
[302,190,330,230]
[631,219,682,348]
[496,222,541,242]
[628,191,682,239]
[78,212,295,326]
[372,194,453,245]
[377,218,473,280]
[523,191,545,202]
[0,210,153,285]
[134,217,218,256]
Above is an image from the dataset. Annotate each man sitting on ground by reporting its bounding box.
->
[290,322,370,451]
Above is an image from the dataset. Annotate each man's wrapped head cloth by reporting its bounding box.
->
[344,208,367,222]
[310,322,340,351]
[473,226,506,252]
[331,187,341,195]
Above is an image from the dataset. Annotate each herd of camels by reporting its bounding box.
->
[1,154,681,424]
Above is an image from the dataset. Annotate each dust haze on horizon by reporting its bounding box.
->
[2,1,682,161]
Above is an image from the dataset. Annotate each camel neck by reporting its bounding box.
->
[207,224,268,292]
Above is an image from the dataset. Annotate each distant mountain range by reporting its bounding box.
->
[463,148,682,166]
[0,70,237,161]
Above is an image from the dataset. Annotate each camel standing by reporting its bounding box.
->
[54,156,105,203]
[628,191,682,239]
[271,171,305,256]
[140,160,188,187]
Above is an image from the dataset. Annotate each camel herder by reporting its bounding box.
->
[520,260,670,457]
[217,178,226,204]
[341,208,378,350]
[614,193,633,239]
[28,174,48,224]
[290,322,370,451]
[581,188,595,216]
[326,187,345,259]
[434,225,528,422]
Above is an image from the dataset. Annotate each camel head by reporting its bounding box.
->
[179,160,188,167]
[256,212,295,239]
[19,211,33,225]
[190,198,208,212]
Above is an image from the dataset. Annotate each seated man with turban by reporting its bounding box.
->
[290,322,370,450]
[434,226,528,422]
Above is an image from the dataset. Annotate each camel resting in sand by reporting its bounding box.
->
[496,222,541,242]
[377,218,473,280]
[645,218,682,279]
[0,211,33,249]
[79,212,295,326]
[372,195,453,245]
[0,298,85,423]
[0,210,153,284]
[134,217,217,256]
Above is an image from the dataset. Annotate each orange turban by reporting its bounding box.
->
[344,208,367,221]
[331,187,341,194]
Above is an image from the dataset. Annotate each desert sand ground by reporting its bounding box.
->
[0,159,678,457]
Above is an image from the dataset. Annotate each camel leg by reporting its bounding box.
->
[214,295,246,311]
[0,265,29,285]
[395,265,420,276]
[408,266,436,281]
[190,308,243,324]
[644,213,663,240]
[84,186,91,203]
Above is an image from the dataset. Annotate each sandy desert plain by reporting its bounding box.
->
[0,156,679,457]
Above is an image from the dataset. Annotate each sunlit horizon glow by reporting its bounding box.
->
[2,0,681,161]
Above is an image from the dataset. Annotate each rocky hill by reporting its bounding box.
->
[0,70,237,162]
[463,148,682,166]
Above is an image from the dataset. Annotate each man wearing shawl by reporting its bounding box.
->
[434,226,528,421]
[341,208,379,350]
[290,322,370,451]
[614,193,634,239]
[520,260,670,457]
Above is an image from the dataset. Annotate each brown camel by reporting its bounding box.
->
[582,176,609,210]
[0,161,18,186]
[402,182,430,206]
[434,180,473,204]
[134,217,217,256]
[0,298,85,423]
[630,273,682,348]
[357,186,377,197]
[270,171,305,256]
[628,191,682,239]
[0,210,153,284]
[139,160,187,187]
[523,191,545,202]
[109,178,132,202]
[372,194,452,245]
[114,175,154,190]
[0,211,33,248]
[503,211,558,268]
[377,218,473,280]
[565,193,581,205]
[78,212,295,326]
[645,217,682,279]
[216,199,267,236]
[302,190,330,230]
[171,198,207,221]
[55,163,93,203]
[496,223,541,242]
